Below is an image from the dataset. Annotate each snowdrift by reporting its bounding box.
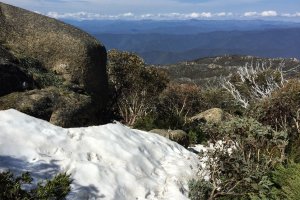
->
[0,109,199,199]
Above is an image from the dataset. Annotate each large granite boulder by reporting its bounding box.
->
[0,2,107,97]
[0,3,108,127]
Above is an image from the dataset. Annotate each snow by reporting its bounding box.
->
[0,109,200,200]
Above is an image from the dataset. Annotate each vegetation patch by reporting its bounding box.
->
[0,171,71,200]
[18,57,64,88]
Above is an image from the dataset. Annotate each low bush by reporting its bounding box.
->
[0,171,72,200]
[134,112,185,131]
[158,82,203,123]
[248,79,300,162]
[201,87,243,116]
[189,117,287,200]
[107,50,169,126]
[183,120,208,144]
[188,179,212,200]
[270,162,300,199]
[18,57,64,88]
[133,114,159,131]
[249,79,300,134]
[133,82,203,130]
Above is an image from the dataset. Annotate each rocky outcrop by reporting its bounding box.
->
[150,129,189,148]
[0,87,99,127]
[190,108,232,124]
[0,3,108,127]
[0,2,107,97]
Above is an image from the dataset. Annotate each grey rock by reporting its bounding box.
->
[0,2,107,99]
[150,129,189,148]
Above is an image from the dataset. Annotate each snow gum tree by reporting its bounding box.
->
[107,49,169,126]
[221,62,285,108]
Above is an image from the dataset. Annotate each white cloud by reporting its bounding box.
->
[199,12,212,18]
[185,12,212,18]
[41,10,300,20]
[2,0,300,21]
[46,11,138,20]
[244,11,257,17]
[244,10,278,17]
[140,12,215,20]
[261,10,278,17]
[44,11,234,20]
[282,12,300,17]
[140,13,155,18]
[122,12,134,17]
[216,12,227,17]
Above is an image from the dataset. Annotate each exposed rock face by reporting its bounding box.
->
[0,3,108,127]
[190,108,232,124]
[150,129,189,148]
[0,2,107,97]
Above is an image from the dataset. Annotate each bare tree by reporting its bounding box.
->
[221,62,285,108]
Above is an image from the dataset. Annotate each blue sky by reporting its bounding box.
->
[2,0,300,20]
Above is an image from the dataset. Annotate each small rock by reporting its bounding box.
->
[150,129,189,148]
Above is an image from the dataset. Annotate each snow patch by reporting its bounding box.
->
[0,109,200,199]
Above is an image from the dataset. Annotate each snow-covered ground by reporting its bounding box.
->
[0,109,201,200]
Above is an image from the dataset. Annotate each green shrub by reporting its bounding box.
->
[137,82,204,130]
[133,114,158,131]
[189,117,287,199]
[183,120,208,144]
[107,49,169,126]
[201,87,243,115]
[249,79,300,134]
[18,57,64,88]
[188,179,212,200]
[35,173,72,200]
[134,112,185,131]
[0,171,72,200]
[248,79,300,162]
[270,163,300,200]
[0,171,32,199]
[158,82,203,123]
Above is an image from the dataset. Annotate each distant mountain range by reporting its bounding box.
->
[65,20,300,64]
